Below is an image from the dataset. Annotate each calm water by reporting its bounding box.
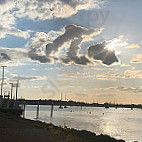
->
[24,105,142,142]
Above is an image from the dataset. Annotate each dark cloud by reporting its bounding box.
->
[28,24,118,66]
[0,53,11,61]
[46,24,95,56]
[45,24,101,65]
[0,48,27,63]
[88,41,119,65]
[28,48,51,63]
[62,38,90,65]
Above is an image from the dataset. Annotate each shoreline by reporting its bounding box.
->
[0,112,125,142]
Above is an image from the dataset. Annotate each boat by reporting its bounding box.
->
[59,105,63,109]
[105,106,109,109]
[104,103,109,109]
[64,94,68,108]
[131,103,134,110]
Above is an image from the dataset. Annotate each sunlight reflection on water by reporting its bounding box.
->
[24,105,142,142]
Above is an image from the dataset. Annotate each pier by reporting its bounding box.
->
[17,99,142,109]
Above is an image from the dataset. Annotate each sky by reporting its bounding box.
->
[0,0,142,104]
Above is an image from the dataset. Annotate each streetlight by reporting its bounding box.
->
[1,66,7,97]
[9,83,13,99]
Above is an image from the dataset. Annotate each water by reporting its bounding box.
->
[24,105,142,142]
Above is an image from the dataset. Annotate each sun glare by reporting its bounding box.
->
[105,43,116,52]
[105,37,127,52]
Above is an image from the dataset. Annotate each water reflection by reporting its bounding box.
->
[25,106,142,142]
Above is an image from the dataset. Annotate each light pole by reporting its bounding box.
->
[15,80,19,101]
[9,83,13,99]
[1,66,7,97]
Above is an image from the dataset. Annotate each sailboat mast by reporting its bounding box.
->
[61,92,62,101]
[59,92,63,109]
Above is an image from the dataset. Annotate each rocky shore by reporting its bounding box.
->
[0,112,125,142]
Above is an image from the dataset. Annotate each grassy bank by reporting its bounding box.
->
[0,112,125,142]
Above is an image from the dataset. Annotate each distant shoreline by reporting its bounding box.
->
[0,112,125,142]
[18,99,142,109]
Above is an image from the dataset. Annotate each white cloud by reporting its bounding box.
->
[0,47,28,63]
[0,26,31,39]
[11,74,46,81]
[0,1,32,39]
[14,0,104,20]
[0,0,104,39]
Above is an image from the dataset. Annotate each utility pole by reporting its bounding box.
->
[9,83,13,99]
[15,80,19,101]
[1,66,7,97]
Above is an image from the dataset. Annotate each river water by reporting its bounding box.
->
[24,105,142,142]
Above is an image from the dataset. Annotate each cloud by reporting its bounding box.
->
[95,86,142,94]
[0,24,99,66]
[0,25,31,39]
[0,23,122,67]
[27,30,65,63]
[28,24,121,66]
[0,0,104,39]
[75,92,88,97]
[117,86,142,93]
[27,24,102,65]
[94,69,142,81]
[88,41,119,65]
[0,47,28,63]
[0,3,15,27]
[49,24,102,65]
[128,44,140,48]
[62,38,91,65]
[12,75,46,81]
[124,70,142,79]
[130,54,142,63]
[96,73,131,81]
[0,53,11,61]
[46,24,99,55]
[96,93,115,98]
[0,2,31,39]
[7,74,46,88]
[28,48,51,63]
[14,0,104,20]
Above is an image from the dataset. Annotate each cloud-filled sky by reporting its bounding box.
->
[0,0,142,104]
